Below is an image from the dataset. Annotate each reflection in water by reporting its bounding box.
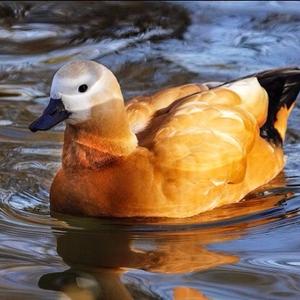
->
[0,1,300,299]
[39,216,239,300]
[38,176,293,300]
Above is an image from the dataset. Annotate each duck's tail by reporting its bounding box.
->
[255,67,300,145]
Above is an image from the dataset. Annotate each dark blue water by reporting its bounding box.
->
[1,1,300,299]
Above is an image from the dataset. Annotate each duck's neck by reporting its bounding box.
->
[62,100,137,169]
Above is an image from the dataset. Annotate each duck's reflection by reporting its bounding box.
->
[39,173,291,299]
[39,219,238,299]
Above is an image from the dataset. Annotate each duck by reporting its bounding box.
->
[29,60,300,218]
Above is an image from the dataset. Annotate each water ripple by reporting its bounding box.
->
[0,1,300,300]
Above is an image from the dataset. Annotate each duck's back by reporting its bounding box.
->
[129,69,300,175]
[134,76,269,174]
[120,68,300,217]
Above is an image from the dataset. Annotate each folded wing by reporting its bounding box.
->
[135,79,270,184]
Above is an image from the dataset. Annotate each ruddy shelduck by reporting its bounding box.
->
[29,61,300,218]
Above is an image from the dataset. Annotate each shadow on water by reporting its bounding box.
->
[1,1,300,300]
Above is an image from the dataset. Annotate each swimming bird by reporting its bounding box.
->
[29,61,300,218]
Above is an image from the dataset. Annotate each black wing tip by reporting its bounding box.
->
[256,66,300,146]
[220,67,300,146]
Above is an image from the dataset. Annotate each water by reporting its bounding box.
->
[0,1,300,299]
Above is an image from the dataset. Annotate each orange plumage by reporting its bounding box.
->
[29,61,300,218]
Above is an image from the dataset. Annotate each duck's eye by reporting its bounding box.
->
[78,84,88,93]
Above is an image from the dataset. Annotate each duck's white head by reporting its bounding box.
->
[29,60,123,131]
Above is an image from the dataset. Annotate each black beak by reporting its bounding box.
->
[29,98,70,132]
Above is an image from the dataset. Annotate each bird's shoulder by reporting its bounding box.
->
[126,83,207,133]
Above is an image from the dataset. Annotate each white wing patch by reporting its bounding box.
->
[226,77,268,126]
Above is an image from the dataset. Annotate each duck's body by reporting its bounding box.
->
[29,61,300,218]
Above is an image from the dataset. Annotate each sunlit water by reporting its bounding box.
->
[0,1,300,299]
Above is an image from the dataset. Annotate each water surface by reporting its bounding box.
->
[1,1,300,299]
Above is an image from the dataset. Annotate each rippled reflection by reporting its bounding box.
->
[1,1,300,300]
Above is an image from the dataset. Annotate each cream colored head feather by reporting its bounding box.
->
[50,60,123,124]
